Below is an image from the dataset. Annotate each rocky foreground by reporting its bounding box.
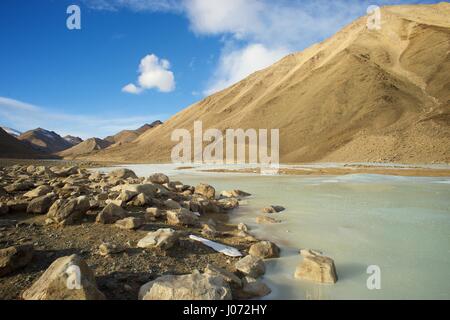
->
[0,164,337,300]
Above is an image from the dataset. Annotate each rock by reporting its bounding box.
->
[96,203,127,224]
[0,245,34,277]
[129,193,151,207]
[299,249,323,257]
[262,205,285,213]
[98,243,122,256]
[149,173,169,185]
[24,185,52,199]
[294,254,338,284]
[111,184,159,197]
[256,216,281,224]
[195,183,216,199]
[220,190,251,198]
[108,168,138,180]
[26,165,36,174]
[5,181,34,192]
[0,203,9,215]
[51,166,79,177]
[237,223,249,232]
[7,199,29,212]
[137,228,179,250]
[235,255,265,278]
[47,196,90,225]
[145,207,162,219]
[22,254,105,300]
[139,270,231,300]
[204,264,242,287]
[164,199,181,209]
[27,195,54,214]
[249,241,280,259]
[217,198,239,210]
[117,190,138,202]
[201,223,217,238]
[167,208,199,226]
[105,199,125,207]
[115,217,144,230]
[241,277,271,298]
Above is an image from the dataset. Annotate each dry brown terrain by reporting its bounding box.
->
[81,3,450,165]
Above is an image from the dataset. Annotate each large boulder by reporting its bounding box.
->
[24,185,52,199]
[139,270,231,300]
[111,184,158,198]
[195,183,216,199]
[116,190,138,202]
[167,208,199,226]
[47,196,90,225]
[294,254,338,284]
[249,241,280,259]
[5,181,34,193]
[96,203,126,224]
[108,168,138,180]
[27,195,54,214]
[0,245,34,277]
[235,255,265,278]
[129,193,151,207]
[149,173,169,185]
[137,228,179,250]
[217,198,239,211]
[22,254,105,300]
[204,264,242,288]
[6,199,29,212]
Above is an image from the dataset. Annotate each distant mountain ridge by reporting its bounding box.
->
[64,135,83,146]
[0,128,44,159]
[18,128,73,154]
[104,121,163,146]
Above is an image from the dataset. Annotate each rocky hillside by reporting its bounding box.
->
[58,138,112,159]
[0,128,43,159]
[18,128,73,154]
[86,3,450,164]
[104,121,163,147]
[64,135,83,146]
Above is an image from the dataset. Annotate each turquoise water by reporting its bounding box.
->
[97,165,450,300]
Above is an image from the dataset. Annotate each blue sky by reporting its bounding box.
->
[0,0,440,138]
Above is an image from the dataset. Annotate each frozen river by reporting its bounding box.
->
[96,164,450,300]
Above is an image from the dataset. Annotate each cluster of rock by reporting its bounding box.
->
[0,164,286,300]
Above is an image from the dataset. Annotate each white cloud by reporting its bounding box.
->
[86,0,415,96]
[205,44,288,95]
[123,54,175,94]
[0,97,166,139]
[122,83,143,94]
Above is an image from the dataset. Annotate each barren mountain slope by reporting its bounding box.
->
[87,3,450,164]
[104,121,163,147]
[0,128,43,159]
[18,128,72,154]
[58,138,112,159]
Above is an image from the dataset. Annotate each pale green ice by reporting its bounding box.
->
[97,164,450,300]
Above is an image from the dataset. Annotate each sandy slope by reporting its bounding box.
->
[58,138,112,159]
[84,3,450,164]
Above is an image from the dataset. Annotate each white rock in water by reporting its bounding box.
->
[139,270,231,300]
[294,254,338,284]
[235,255,265,278]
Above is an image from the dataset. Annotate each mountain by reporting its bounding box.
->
[58,138,112,159]
[104,121,163,146]
[64,135,83,146]
[1,127,22,137]
[82,3,450,164]
[0,128,43,159]
[18,128,73,154]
